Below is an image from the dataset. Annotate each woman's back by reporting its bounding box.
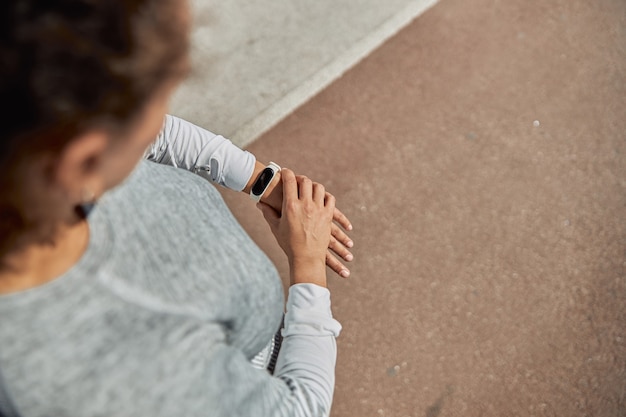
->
[0,161,291,416]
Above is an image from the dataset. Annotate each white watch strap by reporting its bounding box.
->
[250,161,281,202]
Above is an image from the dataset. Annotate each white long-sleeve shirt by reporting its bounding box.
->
[143,115,257,192]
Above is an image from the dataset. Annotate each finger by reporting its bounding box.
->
[331,222,354,249]
[312,183,326,204]
[326,251,351,278]
[332,204,353,231]
[324,192,336,212]
[329,234,354,262]
[298,176,313,201]
[280,169,298,211]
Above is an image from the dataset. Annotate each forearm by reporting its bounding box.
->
[273,284,342,417]
[144,115,255,191]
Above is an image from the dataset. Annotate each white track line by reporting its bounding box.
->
[232,0,440,148]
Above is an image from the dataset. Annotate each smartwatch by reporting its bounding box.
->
[250,162,281,202]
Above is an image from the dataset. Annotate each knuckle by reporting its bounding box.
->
[285,200,298,212]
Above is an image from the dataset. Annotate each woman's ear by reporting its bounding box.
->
[53,131,110,201]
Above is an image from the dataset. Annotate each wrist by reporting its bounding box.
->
[245,161,282,207]
[260,170,282,208]
[243,161,264,194]
[289,257,327,287]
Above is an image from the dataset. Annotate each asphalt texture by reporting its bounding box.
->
[220,0,626,415]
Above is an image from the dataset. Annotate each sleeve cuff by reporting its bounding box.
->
[194,138,256,191]
[283,284,342,338]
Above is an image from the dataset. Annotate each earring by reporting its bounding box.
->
[75,188,97,219]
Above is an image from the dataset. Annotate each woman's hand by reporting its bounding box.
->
[260,170,354,278]
[257,169,336,287]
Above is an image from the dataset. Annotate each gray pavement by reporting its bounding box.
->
[170,0,438,147]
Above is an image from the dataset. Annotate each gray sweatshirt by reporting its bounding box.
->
[0,120,341,417]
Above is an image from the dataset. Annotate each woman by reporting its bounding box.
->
[0,1,353,416]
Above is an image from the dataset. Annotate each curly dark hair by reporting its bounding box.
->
[0,0,190,260]
[0,0,189,158]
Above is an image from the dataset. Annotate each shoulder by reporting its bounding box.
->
[108,160,221,206]
[99,160,236,232]
[90,160,284,355]
[94,160,245,271]
[90,160,282,320]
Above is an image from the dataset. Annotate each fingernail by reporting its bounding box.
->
[347,224,353,231]
[340,269,350,278]
[345,254,354,262]
[346,240,354,248]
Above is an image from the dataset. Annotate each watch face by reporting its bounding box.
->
[252,167,275,195]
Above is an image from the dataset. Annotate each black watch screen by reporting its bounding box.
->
[251,167,276,196]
